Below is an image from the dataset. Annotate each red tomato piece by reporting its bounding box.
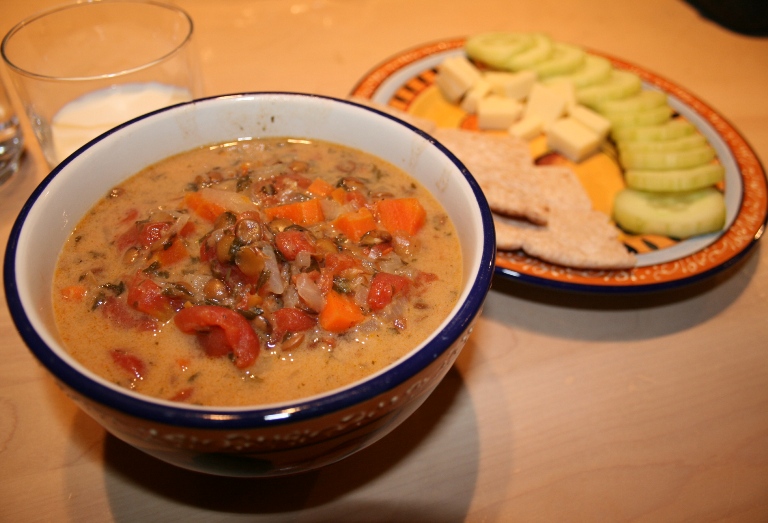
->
[414,271,439,287]
[324,252,362,276]
[199,238,216,262]
[367,272,411,311]
[196,325,232,358]
[317,267,334,294]
[169,387,195,402]
[277,172,313,190]
[119,209,140,224]
[275,229,316,261]
[115,226,140,252]
[174,305,259,368]
[110,349,146,380]
[115,221,170,252]
[100,296,157,331]
[138,222,171,249]
[126,277,180,321]
[271,307,317,341]
[367,242,394,258]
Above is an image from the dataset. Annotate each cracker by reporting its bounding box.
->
[530,165,593,212]
[432,128,543,223]
[436,127,635,268]
[433,128,590,225]
[495,210,637,270]
[493,215,537,251]
[484,165,593,224]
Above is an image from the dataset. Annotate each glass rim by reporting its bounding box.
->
[0,0,195,82]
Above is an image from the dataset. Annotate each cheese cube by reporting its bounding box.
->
[524,83,568,127]
[477,95,523,130]
[460,77,492,114]
[547,117,602,162]
[569,104,611,140]
[546,78,577,113]
[484,70,537,100]
[509,114,544,140]
[435,55,482,103]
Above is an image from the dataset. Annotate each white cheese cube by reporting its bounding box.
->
[509,114,544,140]
[435,55,482,103]
[569,104,611,140]
[477,95,523,130]
[484,70,537,100]
[524,82,568,127]
[547,117,602,162]
[460,77,492,114]
[546,78,577,113]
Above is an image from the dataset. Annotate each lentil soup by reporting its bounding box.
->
[52,138,462,406]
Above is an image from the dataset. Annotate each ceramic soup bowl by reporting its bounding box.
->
[4,92,495,477]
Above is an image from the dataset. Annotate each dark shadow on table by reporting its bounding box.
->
[91,364,483,522]
[683,0,768,36]
[486,245,760,341]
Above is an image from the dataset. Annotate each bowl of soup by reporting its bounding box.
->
[4,92,495,477]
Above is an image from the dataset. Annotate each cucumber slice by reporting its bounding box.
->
[620,144,716,170]
[618,133,707,153]
[465,32,535,69]
[611,119,696,142]
[604,105,673,129]
[625,163,725,192]
[529,42,586,79]
[613,187,726,239]
[594,90,668,114]
[576,70,643,109]
[505,33,554,71]
[544,54,612,89]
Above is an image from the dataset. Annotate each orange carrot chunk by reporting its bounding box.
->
[330,187,347,206]
[375,198,427,236]
[265,198,325,226]
[333,207,377,242]
[307,177,334,197]
[60,285,87,302]
[184,192,226,223]
[156,237,189,267]
[319,290,364,333]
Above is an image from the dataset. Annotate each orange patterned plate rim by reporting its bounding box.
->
[350,38,767,293]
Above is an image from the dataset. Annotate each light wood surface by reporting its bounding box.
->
[2,0,768,521]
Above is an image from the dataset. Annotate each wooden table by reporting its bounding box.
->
[2,0,767,520]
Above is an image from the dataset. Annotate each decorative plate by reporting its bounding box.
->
[350,38,767,293]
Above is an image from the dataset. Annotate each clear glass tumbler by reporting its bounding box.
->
[0,76,23,185]
[1,0,202,168]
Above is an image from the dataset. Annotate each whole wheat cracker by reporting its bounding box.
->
[494,210,637,270]
[432,128,590,225]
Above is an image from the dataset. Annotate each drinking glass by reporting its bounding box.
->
[1,0,202,168]
[0,77,23,185]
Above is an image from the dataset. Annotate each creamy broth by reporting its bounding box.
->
[53,138,462,406]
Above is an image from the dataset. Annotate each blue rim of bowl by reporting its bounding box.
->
[3,92,496,430]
